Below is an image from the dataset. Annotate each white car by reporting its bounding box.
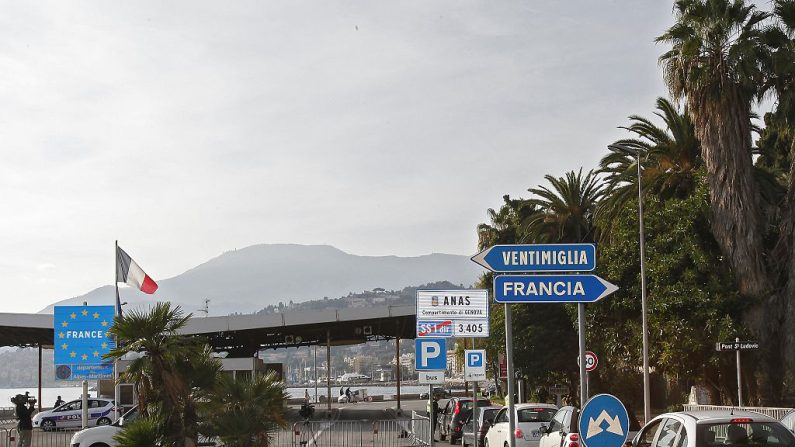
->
[538,406,580,447]
[33,398,115,431]
[632,410,795,447]
[783,410,795,434]
[485,403,558,447]
[70,406,138,447]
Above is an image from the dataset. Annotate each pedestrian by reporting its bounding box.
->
[54,396,64,408]
[339,386,344,396]
[304,389,311,404]
[14,394,35,447]
[345,387,351,402]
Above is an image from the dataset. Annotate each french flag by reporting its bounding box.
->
[116,246,158,294]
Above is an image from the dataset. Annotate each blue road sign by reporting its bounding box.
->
[578,394,630,447]
[471,244,596,273]
[494,274,618,303]
[417,320,453,338]
[415,338,447,371]
[54,305,116,381]
[466,350,484,368]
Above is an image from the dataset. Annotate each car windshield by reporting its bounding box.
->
[699,422,795,447]
[461,400,492,411]
[517,408,557,423]
[114,408,139,427]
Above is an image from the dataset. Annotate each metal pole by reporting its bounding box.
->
[37,344,42,412]
[578,304,587,407]
[395,336,401,411]
[314,345,318,403]
[505,303,516,447]
[82,380,89,429]
[326,330,332,416]
[736,337,743,407]
[429,384,435,447]
[637,153,651,423]
[114,240,120,421]
[472,338,478,447]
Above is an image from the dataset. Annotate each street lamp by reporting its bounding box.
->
[608,143,650,423]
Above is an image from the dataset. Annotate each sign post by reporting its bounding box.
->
[715,338,759,407]
[472,242,618,439]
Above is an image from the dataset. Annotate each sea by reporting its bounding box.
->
[0,385,431,408]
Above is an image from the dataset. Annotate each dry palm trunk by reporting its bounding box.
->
[687,86,782,403]
[688,87,768,297]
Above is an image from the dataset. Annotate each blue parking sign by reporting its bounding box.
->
[466,350,484,368]
[415,338,446,371]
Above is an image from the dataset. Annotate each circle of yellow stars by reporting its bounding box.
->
[56,306,113,363]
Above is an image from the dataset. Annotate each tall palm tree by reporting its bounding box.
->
[201,372,289,447]
[657,0,770,297]
[598,97,701,228]
[106,302,213,447]
[477,195,537,250]
[523,169,603,243]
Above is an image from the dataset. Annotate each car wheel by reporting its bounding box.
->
[89,444,111,447]
[96,417,112,426]
[41,419,56,431]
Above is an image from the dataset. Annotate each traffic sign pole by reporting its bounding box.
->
[736,337,743,407]
[578,304,587,407]
[505,303,516,447]
[472,338,478,447]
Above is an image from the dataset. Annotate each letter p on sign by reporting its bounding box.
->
[467,351,483,367]
[415,338,447,370]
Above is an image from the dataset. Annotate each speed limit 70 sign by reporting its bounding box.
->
[577,351,598,372]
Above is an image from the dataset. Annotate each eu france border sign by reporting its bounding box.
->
[494,274,618,303]
[471,243,596,273]
[54,305,115,381]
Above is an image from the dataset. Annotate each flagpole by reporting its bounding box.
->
[114,240,120,421]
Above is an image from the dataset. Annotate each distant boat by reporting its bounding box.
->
[337,373,371,383]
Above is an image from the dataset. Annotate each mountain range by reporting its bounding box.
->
[40,244,482,315]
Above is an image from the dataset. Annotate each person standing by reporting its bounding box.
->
[14,395,35,447]
[54,396,64,408]
[304,389,311,404]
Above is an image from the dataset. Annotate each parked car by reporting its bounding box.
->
[782,410,795,434]
[69,406,139,447]
[485,403,558,447]
[462,406,502,447]
[33,398,115,431]
[439,397,493,444]
[632,410,795,447]
[337,389,369,403]
[421,387,452,400]
[539,404,641,447]
[538,406,580,447]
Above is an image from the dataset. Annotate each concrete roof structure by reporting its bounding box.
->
[0,305,416,356]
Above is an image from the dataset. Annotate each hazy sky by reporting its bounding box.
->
[1,1,684,313]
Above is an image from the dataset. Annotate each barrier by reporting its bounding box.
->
[288,418,430,447]
[5,427,79,447]
[682,405,794,420]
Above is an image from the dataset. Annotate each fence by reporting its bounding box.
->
[682,405,794,420]
[287,418,430,447]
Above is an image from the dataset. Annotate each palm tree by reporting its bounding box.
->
[476,195,537,250]
[106,302,213,447]
[201,372,289,447]
[523,169,603,243]
[657,0,770,297]
[598,97,701,228]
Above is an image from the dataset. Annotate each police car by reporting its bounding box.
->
[33,398,115,431]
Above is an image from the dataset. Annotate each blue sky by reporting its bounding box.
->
[0,1,713,312]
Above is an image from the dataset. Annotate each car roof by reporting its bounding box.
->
[668,410,779,424]
[515,403,558,410]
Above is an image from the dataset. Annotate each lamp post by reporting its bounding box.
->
[608,143,650,423]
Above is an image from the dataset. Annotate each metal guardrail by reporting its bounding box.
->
[682,405,794,420]
[0,419,433,447]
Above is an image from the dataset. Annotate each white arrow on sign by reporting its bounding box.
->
[586,410,624,439]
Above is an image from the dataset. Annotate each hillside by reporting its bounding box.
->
[40,244,481,316]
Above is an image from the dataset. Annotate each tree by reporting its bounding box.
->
[657,0,770,297]
[523,169,603,243]
[201,372,289,447]
[598,97,701,229]
[107,303,217,447]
